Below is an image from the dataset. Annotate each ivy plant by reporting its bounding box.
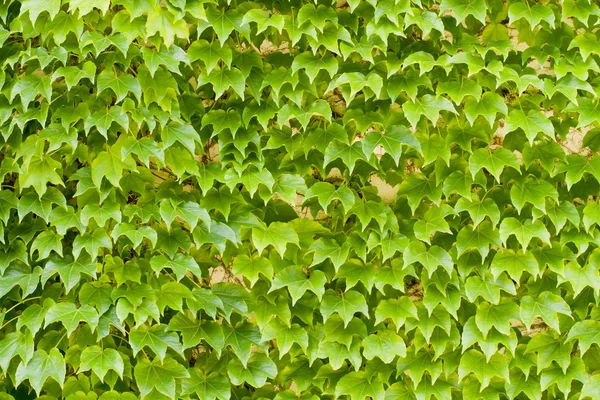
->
[1,0,600,398]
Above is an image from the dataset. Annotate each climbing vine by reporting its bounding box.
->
[1,0,600,398]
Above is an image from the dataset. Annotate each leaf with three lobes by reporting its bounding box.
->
[181,369,230,400]
[304,182,355,212]
[18,156,63,197]
[334,371,386,400]
[324,140,367,174]
[510,177,559,214]
[15,349,65,395]
[45,302,99,335]
[232,254,273,286]
[97,70,142,103]
[251,222,299,256]
[469,148,520,182]
[375,297,418,331]
[228,352,277,387]
[463,92,507,126]
[526,331,573,373]
[404,241,453,278]
[73,228,112,258]
[261,319,308,356]
[320,290,369,327]
[490,249,539,282]
[79,346,124,382]
[0,330,34,372]
[520,292,571,332]
[362,330,407,363]
[269,266,327,305]
[455,197,501,227]
[168,312,225,353]
[475,300,519,337]
[505,109,555,145]
[42,254,97,293]
[499,218,551,248]
[458,350,510,390]
[403,94,457,127]
[540,357,587,397]
[129,324,183,361]
[223,322,264,367]
[133,356,189,399]
[149,254,201,282]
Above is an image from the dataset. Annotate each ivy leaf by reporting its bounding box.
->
[15,349,65,395]
[168,312,225,352]
[79,346,124,382]
[232,254,272,287]
[181,369,230,400]
[324,140,368,174]
[404,241,454,278]
[465,272,517,304]
[520,292,571,332]
[252,222,299,256]
[335,371,386,399]
[439,0,486,24]
[320,290,369,327]
[456,221,501,260]
[130,324,183,361]
[403,94,458,127]
[0,330,35,372]
[45,302,99,335]
[133,356,190,398]
[304,182,355,212]
[10,71,53,107]
[362,330,407,363]
[269,266,327,305]
[145,7,189,47]
[375,297,418,331]
[458,350,510,390]
[508,2,555,27]
[162,121,202,155]
[463,92,507,126]
[73,228,112,259]
[292,52,338,83]
[42,254,97,293]
[505,109,554,145]
[510,177,559,214]
[228,352,277,387]
[499,218,551,248]
[540,357,587,397]
[469,148,520,182]
[490,248,539,282]
[97,70,142,103]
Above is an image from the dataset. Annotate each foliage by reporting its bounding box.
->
[1,0,600,398]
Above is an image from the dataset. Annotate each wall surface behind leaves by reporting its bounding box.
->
[1,0,600,399]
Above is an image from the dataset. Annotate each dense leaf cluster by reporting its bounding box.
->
[2,0,600,398]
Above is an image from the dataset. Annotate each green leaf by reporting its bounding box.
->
[490,248,539,282]
[320,290,369,327]
[458,350,510,390]
[130,324,183,361]
[79,346,124,382]
[505,109,554,145]
[269,266,327,305]
[97,70,142,103]
[469,148,520,182]
[520,292,571,332]
[45,302,99,335]
[133,356,190,398]
[252,222,299,256]
[228,352,277,387]
[15,349,65,395]
[335,371,386,399]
